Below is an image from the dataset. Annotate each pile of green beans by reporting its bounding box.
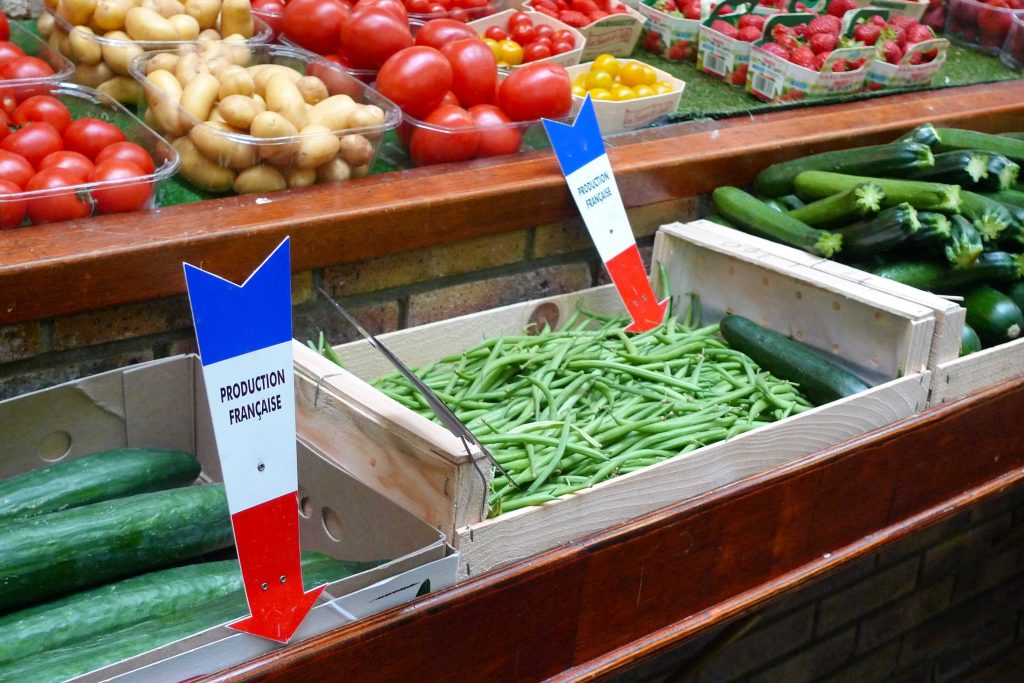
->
[326,303,814,518]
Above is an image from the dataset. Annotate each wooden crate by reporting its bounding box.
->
[294,220,936,579]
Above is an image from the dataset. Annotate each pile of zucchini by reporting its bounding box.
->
[711,125,1024,355]
[0,448,374,682]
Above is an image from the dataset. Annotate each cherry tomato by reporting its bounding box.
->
[510,22,535,44]
[62,118,126,160]
[551,39,574,55]
[440,38,497,108]
[340,5,414,69]
[497,39,523,65]
[448,7,469,21]
[357,0,409,20]
[38,151,94,178]
[282,0,349,54]
[408,104,479,165]
[440,90,461,106]
[375,46,453,119]
[0,179,25,229]
[467,104,521,158]
[25,167,91,224]
[0,56,54,81]
[0,15,9,43]
[12,95,72,134]
[426,3,448,14]
[406,0,430,11]
[252,0,286,38]
[522,42,552,62]
[0,41,24,69]
[484,25,507,41]
[415,18,478,49]
[508,11,532,28]
[0,150,34,188]
[1,122,63,169]
[497,61,572,121]
[553,29,575,43]
[95,141,156,175]
[534,24,555,41]
[89,159,152,214]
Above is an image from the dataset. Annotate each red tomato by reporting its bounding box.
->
[95,141,155,175]
[0,150,34,188]
[283,0,349,54]
[340,6,414,69]
[0,179,25,229]
[0,15,9,43]
[468,104,521,157]
[511,23,535,43]
[407,0,430,11]
[38,150,94,178]
[553,29,575,43]
[1,122,62,169]
[0,56,54,81]
[534,24,554,41]
[508,11,532,27]
[0,42,24,69]
[62,118,126,160]
[497,61,571,121]
[415,18,478,48]
[408,104,479,165]
[252,0,286,38]
[375,46,452,119]
[484,25,507,41]
[12,95,72,134]
[448,7,469,21]
[551,39,574,54]
[440,38,497,108]
[426,3,448,13]
[356,0,408,21]
[25,167,91,224]
[89,159,152,214]
[523,42,552,62]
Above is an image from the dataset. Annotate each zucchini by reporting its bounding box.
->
[961,323,982,356]
[987,189,1024,209]
[987,155,1020,191]
[777,194,806,210]
[786,182,885,229]
[0,448,200,523]
[793,171,961,213]
[945,215,984,270]
[762,199,787,212]
[872,252,1024,292]
[0,553,364,683]
[934,127,1024,164]
[833,202,919,260]
[909,211,953,247]
[0,484,232,612]
[899,123,940,147]
[895,150,994,191]
[711,186,843,258]
[705,213,736,228]
[959,190,1017,241]
[1004,281,1024,311]
[753,142,933,197]
[963,285,1024,347]
[0,552,380,666]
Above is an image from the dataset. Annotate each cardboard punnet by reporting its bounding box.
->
[566,60,685,134]
[524,0,646,59]
[864,36,949,90]
[0,354,455,682]
[635,0,703,61]
[468,9,586,68]
[696,0,761,86]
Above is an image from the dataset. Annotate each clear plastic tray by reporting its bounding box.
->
[1001,10,1024,70]
[945,0,1023,55]
[130,43,401,194]
[0,83,180,226]
[2,19,75,91]
[279,35,377,84]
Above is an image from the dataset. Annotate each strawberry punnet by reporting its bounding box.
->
[853,21,882,45]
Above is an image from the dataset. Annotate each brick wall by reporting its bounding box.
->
[0,197,698,399]
[618,481,1024,683]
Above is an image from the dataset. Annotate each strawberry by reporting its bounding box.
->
[572,0,600,12]
[759,41,790,59]
[978,4,1012,45]
[806,16,839,36]
[738,25,762,41]
[667,39,693,59]
[809,32,838,53]
[870,14,888,26]
[823,14,843,31]
[904,23,934,46]
[883,24,906,45]
[682,0,701,18]
[889,14,919,29]
[789,44,816,68]
[880,38,903,64]
[728,62,749,85]
[558,9,590,25]
[846,55,866,69]
[813,51,831,70]
[588,9,609,20]
[908,51,924,64]
[738,14,766,29]
[710,19,734,32]
[853,21,882,45]
[831,59,848,71]
[826,0,857,17]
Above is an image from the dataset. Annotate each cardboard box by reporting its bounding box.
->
[294,221,935,580]
[0,355,455,682]
[566,59,685,134]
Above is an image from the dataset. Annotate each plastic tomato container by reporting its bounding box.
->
[2,20,75,92]
[566,59,684,135]
[0,83,179,228]
[278,35,378,84]
[42,6,273,102]
[252,4,285,40]
[1000,10,1024,69]
[130,43,401,195]
[468,10,586,68]
[945,0,1023,54]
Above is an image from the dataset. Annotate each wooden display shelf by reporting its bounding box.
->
[199,377,1024,682]
[0,80,1022,326]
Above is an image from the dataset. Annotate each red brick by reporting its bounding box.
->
[692,607,816,682]
[0,349,156,400]
[748,627,857,683]
[817,557,919,635]
[293,300,400,348]
[0,321,47,363]
[52,298,192,351]
[855,578,954,654]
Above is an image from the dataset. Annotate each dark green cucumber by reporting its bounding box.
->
[961,323,982,356]
[945,215,984,270]
[987,155,1020,191]
[0,552,381,666]
[0,553,366,683]
[833,202,919,260]
[0,448,200,523]
[963,286,1024,347]
[718,314,870,406]
[960,190,1018,241]
[987,189,1024,209]
[0,484,232,613]
[895,150,994,190]
[872,252,1024,292]
[754,142,934,197]
[934,128,1024,164]
[899,123,940,147]
[786,182,885,229]
[712,186,842,257]
[793,171,961,213]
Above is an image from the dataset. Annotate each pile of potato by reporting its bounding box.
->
[37,0,258,103]
[140,43,388,194]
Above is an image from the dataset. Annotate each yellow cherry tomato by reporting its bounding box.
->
[592,53,620,78]
[498,39,524,66]
[642,66,657,86]
[584,69,615,91]
[631,84,655,98]
[574,72,588,86]
[611,84,636,101]
[652,80,675,94]
[571,83,587,97]
[497,60,511,68]
[617,61,647,87]
[588,87,613,101]
[483,37,500,60]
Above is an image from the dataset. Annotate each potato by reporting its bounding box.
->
[93,0,133,32]
[174,51,208,86]
[337,134,373,167]
[234,165,287,194]
[348,104,386,129]
[250,111,299,165]
[307,94,355,131]
[73,60,115,87]
[151,0,185,17]
[219,0,254,39]
[100,31,143,75]
[180,72,220,123]
[185,0,220,30]
[283,166,316,188]
[316,157,351,183]
[145,51,180,74]
[59,0,98,28]
[216,94,257,130]
[265,73,306,130]
[97,75,143,104]
[125,7,180,41]
[168,13,201,40]
[252,92,266,111]
[207,107,226,123]
[351,164,370,178]
[146,69,185,135]
[44,0,60,10]
[294,124,340,170]
[174,137,237,192]
[249,64,301,94]
[68,26,102,66]
[48,28,71,58]
[197,27,222,40]
[220,34,252,66]
[37,11,56,38]
[212,64,255,99]
[190,121,259,168]
[295,76,328,106]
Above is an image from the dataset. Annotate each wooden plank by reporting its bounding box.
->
[931,338,1024,406]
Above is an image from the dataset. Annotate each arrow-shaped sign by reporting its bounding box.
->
[184,238,324,643]
[543,96,668,332]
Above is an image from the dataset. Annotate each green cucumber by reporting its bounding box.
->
[934,128,1024,164]
[899,123,940,147]
[945,215,984,270]
[718,314,870,406]
[0,484,232,612]
[872,252,1024,292]
[963,286,1024,347]
[895,150,994,191]
[0,448,200,523]
[793,171,961,213]
[0,552,381,666]
[961,323,982,356]
[833,202,919,260]
[0,553,366,683]
[786,182,885,229]
[754,142,934,197]
[712,186,842,257]
[959,190,1017,241]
